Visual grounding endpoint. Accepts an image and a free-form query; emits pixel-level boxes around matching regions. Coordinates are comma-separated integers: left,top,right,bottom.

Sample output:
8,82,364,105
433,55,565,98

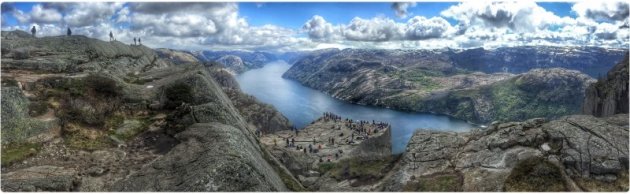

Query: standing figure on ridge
138,38,142,45
67,28,71,36
134,37,137,45
109,31,114,41
31,26,36,37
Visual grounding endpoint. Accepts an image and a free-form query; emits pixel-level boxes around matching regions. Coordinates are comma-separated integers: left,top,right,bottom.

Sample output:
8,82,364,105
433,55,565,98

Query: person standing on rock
134,37,137,45
286,138,290,147
31,26,36,37
109,31,114,41
67,28,71,36
138,38,142,45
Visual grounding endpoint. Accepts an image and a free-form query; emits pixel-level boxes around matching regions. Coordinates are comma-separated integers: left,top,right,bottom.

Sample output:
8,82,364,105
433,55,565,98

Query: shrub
28,101,48,117
1,143,40,167
164,82,194,109
504,157,567,191
84,74,122,98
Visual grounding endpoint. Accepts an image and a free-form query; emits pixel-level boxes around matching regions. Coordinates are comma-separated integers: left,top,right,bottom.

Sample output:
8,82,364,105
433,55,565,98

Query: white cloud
441,0,568,33
392,2,416,19
303,15,340,41
404,16,453,40
343,16,403,41
63,3,123,27
30,4,62,24
572,1,629,22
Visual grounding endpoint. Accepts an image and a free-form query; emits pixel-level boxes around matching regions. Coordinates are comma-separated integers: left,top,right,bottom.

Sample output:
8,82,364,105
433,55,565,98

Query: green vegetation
328,157,395,185
574,172,629,192
504,157,566,192
1,78,19,87
403,173,463,191
1,142,41,166
317,162,336,174
490,80,576,122
65,129,110,151
28,101,48,117
164,82,194,109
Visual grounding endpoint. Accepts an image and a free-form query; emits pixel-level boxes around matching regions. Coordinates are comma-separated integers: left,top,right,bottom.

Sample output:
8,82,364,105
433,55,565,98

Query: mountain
283,48,598,123
194,50,278,72
582,54,629,117
448,46,628,77
0,30,290,191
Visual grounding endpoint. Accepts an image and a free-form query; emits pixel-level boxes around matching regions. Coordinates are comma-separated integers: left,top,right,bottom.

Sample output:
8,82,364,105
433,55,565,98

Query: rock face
285,48,595,123
112,123,286,191
1,31,171,76
583,55,629,117
0,86,48,144
110,66,287,191
194,50,277,72
206,65,292,132
1,165,78,191
216,55,247,74
155,48,200,64
382,114,629,191
1,30,289,191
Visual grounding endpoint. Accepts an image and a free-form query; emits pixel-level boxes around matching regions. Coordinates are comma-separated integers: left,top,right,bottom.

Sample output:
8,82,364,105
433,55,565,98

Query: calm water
236,61,475,153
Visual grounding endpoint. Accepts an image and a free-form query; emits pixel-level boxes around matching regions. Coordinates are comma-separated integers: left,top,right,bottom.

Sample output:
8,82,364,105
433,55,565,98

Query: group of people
321,112,342,122
28,26,142,46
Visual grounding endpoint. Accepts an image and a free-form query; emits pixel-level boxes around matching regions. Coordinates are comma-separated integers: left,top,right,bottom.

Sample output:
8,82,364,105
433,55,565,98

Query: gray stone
1,166,77,191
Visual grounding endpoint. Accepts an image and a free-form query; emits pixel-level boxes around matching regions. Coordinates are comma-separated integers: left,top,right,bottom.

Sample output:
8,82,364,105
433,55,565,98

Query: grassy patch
504,157,567,192
28,101,48,117
574,172,629,192
317,162,336,174
64,129,111,151
164,82,194,109
1,143,41,167
328,156,395,184
403,173,463,191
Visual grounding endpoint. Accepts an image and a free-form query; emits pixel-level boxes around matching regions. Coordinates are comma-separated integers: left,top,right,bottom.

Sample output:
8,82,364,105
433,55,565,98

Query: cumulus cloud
404,16,452,40
303,15,339,41
392,2,416,19
572,1,629,22
441,1,569,33
343,17,403,41
30,4,62,24
62,3,123,27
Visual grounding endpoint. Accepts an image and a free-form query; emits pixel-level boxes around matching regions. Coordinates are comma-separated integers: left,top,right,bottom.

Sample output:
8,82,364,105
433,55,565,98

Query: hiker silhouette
31,26,36,37
67,28,72,36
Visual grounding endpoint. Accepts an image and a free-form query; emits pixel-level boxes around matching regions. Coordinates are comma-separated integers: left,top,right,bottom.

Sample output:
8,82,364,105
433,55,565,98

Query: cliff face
382,114,629,192
582,55,629,117
0,30,288,191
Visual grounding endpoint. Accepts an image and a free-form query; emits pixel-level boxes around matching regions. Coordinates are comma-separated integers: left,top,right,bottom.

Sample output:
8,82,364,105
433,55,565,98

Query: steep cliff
582,55,629,117
382,114,629,191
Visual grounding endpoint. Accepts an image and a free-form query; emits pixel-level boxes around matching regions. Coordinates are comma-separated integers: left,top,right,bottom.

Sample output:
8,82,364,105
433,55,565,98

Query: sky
1,1,628,52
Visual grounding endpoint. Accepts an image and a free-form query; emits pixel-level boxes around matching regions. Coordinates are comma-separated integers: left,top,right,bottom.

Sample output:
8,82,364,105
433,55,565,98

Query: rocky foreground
383,114,628,191
1,31,293,191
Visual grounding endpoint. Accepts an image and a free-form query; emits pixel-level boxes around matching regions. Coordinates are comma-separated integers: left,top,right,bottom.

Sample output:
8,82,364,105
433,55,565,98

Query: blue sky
1,1,628,51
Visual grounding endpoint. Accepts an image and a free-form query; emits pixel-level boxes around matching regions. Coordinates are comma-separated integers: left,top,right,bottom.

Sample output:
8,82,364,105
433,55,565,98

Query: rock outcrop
382,114,629,192
112,123,286,191
583,55,629,117
0,30,289,191
216,55,247,74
